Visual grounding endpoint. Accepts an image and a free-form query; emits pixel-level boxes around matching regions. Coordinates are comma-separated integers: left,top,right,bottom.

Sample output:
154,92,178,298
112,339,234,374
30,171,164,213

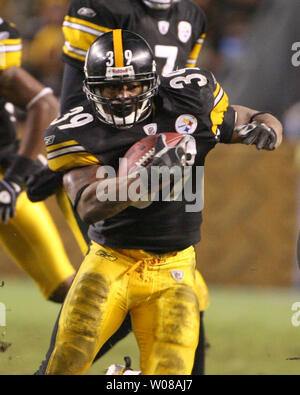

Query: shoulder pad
158,67,230,139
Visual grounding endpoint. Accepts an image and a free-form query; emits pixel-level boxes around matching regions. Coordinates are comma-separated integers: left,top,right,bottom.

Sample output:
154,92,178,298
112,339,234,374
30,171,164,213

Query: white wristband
26,87,53,110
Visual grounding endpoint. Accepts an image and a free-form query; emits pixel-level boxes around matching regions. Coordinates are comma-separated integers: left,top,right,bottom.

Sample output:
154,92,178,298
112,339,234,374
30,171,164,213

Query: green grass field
1,278,300,375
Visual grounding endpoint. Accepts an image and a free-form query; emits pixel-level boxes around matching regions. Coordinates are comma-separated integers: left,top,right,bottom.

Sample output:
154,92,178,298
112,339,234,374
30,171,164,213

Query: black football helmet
83,29,158,128
142,0,179,10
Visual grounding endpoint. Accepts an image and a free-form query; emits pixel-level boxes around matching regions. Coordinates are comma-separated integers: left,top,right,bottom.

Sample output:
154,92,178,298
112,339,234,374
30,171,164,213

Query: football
118,132,185,176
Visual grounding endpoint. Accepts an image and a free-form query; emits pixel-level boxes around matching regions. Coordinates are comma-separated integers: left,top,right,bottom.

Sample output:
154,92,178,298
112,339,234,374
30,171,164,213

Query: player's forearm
18,94,59,159
0,66,59,159
231,105,283,148
77,174,140,224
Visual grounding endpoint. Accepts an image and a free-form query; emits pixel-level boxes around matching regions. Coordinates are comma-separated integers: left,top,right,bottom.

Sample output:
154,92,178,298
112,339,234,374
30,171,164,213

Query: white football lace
135,147,155,167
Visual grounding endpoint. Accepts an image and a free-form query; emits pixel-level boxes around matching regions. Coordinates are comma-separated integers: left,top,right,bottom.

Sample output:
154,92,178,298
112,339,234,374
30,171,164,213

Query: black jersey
62,0,207,75
0,19,22,152
45,68,235,252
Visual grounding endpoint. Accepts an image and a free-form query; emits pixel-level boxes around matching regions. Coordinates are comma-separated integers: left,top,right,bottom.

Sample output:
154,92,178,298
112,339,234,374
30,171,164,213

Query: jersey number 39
51,107,94,130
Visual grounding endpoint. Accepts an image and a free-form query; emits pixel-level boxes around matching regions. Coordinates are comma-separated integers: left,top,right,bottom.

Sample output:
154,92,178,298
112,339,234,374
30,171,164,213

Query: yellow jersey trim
0,38,22,70
46,139,80,153
210,84,229,135
48,151,100,172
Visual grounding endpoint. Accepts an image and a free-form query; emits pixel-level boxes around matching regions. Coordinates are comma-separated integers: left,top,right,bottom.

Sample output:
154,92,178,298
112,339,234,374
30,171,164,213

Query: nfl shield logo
178,21,192,43
158,21,170,35
170,270,184,282
143,123,157,136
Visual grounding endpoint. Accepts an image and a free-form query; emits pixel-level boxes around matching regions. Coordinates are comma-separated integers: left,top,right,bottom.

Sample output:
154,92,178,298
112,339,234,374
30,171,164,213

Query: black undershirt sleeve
219,106,236,144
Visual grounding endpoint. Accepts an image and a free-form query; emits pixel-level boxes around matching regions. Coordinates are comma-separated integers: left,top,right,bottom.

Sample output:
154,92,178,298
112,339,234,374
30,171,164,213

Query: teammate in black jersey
35,30,282,375
60,0,207,113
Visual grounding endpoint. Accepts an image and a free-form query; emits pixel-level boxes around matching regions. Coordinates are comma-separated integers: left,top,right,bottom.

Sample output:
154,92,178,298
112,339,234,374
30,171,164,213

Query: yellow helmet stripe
113,29,124,67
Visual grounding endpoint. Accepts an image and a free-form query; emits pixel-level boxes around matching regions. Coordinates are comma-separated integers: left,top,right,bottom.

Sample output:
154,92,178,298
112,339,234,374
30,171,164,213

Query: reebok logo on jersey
170,270,184,282
44,135,55,146
96,249,118,262
77,7,96,18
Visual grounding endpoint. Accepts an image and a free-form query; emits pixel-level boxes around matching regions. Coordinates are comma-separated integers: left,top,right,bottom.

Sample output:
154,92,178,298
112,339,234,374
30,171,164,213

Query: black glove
236,121,277,150
26,166,63,202
0,154,37,223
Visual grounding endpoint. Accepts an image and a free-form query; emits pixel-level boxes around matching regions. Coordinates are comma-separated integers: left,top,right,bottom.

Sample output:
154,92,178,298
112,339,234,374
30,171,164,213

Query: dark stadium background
0,0,300,375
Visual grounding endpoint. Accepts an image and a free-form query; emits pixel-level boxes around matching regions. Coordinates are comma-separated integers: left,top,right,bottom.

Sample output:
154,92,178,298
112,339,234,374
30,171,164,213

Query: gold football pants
45,242,202,375
0,190,75,299
195,267,209,312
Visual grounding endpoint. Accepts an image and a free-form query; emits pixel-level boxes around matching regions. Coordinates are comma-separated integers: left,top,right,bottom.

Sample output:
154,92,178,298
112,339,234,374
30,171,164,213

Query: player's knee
63,272,110,339
48,273,75,303
143,286,199,374
157,286,199,347
152,347,191,375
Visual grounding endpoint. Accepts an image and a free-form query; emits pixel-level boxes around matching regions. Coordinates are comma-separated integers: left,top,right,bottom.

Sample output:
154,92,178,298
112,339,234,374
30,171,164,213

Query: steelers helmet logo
175,114,198,134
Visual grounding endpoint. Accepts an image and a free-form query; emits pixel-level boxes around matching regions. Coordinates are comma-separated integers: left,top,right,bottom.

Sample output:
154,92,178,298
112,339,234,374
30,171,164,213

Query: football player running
35,30,282,375
0,18,77,302
27,0,209,374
